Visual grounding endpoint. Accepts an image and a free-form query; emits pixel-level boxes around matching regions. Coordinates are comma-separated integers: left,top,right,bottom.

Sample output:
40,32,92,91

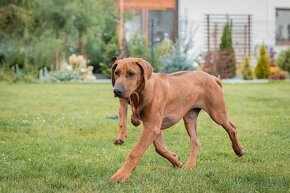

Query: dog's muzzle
113,86,124,98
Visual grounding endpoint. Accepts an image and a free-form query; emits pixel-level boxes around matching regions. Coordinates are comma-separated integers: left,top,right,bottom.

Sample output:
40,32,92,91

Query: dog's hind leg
208,108,244,157
153,132,182,167
224,120,244,156
182,109,201,169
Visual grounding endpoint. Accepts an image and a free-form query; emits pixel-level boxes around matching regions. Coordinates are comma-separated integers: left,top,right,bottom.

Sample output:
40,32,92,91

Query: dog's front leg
114,98,128,145
111,123,160,182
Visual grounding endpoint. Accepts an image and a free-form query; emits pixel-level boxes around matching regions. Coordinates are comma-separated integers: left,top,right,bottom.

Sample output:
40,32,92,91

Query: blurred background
0,0,290,82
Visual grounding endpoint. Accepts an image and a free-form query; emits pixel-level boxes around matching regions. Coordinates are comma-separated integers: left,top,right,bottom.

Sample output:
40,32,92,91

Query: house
116,0,178,49
117,0,290,63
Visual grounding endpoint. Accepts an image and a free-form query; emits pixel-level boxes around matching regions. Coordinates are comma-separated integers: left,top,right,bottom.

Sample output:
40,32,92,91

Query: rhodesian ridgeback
111,57,244,182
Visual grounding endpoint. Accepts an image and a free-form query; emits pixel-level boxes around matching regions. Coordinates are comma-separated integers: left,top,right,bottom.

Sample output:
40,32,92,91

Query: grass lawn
0,81,289,192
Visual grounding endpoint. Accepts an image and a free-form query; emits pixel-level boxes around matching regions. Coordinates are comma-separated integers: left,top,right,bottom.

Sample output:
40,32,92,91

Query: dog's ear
111,61,118,86
129,92,141,120
112,55,125,63
111,56,118,63
136,58,153,83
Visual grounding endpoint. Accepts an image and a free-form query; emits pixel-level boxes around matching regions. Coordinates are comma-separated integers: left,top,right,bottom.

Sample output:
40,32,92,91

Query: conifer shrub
276,48,290,74
217,22,236,79
255,45,270,79
242,55,253,80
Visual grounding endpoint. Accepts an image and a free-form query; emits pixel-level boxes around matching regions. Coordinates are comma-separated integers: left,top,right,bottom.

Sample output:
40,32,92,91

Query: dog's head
111,57,152,99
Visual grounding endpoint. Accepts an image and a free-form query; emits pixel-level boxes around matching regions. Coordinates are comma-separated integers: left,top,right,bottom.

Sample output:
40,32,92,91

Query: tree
255,44,270,79
217,21,236,79
220,22,233,50
276,48,290,74
242,55,253,80
0,0,118,76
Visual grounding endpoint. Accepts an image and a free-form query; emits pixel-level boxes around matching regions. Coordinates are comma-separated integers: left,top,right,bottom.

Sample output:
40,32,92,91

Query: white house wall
179,0,290,59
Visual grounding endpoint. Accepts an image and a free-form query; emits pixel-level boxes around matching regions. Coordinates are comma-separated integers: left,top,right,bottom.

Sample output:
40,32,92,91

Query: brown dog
111,57,244,182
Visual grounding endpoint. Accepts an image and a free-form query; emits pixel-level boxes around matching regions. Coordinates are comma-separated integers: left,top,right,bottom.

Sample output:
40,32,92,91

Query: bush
216,49,236,79
276,48,290,74
154,39,171,72
0,67,37,83
199,51,219,76
126,34,151,63
44,69,82,82
255,45,270,79
220,22,233,50
125,34,172,72
242,55,253,80
161,46,194,73
217,22,236,78
99,63,111,78
161,29,196,73
268,67,288,80
200,49,236,79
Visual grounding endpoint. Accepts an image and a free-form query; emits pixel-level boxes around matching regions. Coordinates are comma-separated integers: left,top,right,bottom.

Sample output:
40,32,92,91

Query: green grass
0,81,290,193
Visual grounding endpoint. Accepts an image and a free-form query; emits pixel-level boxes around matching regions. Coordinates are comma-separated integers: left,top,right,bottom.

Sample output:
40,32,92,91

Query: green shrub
99,63,111,78
276,48,290,74
126,34,151,62
11,72,36,83
218,22,236,78
161,46,194,73
161,27,196,73
242,55,253,80
220,22,233,50
0,67,37,83
125,33,172,72
255,45,270,79
154,39,171,72
44,69,82,82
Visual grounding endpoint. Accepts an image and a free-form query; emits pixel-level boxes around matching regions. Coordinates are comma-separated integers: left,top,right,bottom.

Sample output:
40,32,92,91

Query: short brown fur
111,57,244,182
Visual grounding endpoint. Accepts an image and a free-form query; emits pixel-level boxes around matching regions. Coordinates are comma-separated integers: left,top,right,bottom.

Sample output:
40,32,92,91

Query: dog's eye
114,71,119,77
127,71,135,78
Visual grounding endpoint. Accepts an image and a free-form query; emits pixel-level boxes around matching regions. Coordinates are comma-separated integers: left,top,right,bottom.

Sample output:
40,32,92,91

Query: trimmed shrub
276,48,290,74
242,55,253,80
218,22,236,78
220,22,233,50
255,45,270,79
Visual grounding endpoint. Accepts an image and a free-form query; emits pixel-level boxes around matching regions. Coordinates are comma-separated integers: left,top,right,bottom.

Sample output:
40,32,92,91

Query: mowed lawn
0,81,289,193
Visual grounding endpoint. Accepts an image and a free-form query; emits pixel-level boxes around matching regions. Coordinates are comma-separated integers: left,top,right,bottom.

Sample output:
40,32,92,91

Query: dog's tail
215,75,222,88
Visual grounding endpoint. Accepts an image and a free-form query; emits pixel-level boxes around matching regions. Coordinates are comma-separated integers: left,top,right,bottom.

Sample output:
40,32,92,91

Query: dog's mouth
113,91,130,99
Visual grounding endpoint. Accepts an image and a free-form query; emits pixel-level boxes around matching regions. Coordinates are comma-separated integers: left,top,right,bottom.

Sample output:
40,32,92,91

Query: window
148,10,175,44
124,9,176,44
276,8,290,45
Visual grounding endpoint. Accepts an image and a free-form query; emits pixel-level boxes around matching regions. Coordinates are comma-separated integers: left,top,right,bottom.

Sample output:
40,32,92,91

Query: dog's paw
171,155,183,168
111,169,131,182
181,162,196,170
131,117,141,127
234,145,245,157
114,139,125,145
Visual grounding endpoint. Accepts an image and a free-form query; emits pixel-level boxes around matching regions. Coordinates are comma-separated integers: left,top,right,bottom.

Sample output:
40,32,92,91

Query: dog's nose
113,87,123,97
